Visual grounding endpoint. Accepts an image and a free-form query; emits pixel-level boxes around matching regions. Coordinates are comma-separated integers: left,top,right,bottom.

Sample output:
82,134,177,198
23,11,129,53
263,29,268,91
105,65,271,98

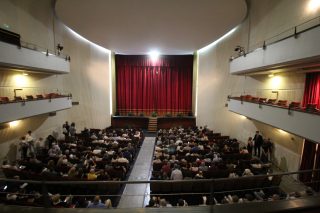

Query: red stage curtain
299,140,317,185
302,72,320,109
116,55,193,116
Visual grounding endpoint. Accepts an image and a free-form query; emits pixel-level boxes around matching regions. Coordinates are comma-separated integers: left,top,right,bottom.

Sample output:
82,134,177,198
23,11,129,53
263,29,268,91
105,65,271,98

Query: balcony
0,92,72,123
230,16,320,75
0,40,70,74
227,97,320,142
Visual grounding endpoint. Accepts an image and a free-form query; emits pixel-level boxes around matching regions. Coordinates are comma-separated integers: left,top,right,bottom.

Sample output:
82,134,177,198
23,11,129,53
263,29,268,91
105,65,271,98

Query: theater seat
266,99,276,104
36,94,44,99
276,100,287,107
251,97,259,102
306,103,318,112
0,96,10,103
14,96,23,101
259,98,267,103
26,95,34,100
289,101,301,108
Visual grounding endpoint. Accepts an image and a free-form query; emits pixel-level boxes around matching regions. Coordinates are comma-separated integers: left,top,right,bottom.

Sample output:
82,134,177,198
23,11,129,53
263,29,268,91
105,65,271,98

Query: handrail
0,168,317,184
229,97,320,115
231,15,320,59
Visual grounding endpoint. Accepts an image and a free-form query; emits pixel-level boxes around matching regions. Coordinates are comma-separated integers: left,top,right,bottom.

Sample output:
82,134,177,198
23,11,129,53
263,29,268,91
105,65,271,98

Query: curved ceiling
55,0,247,55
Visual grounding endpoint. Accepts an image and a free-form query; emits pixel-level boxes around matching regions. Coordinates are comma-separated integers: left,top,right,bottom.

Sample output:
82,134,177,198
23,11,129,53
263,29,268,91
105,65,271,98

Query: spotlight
234,45,246,57
149,50,160,61
57,43,64,55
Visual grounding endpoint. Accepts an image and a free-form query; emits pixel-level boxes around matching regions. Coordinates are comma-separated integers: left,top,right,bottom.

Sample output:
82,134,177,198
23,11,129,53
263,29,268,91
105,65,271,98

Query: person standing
247,137,253,156
262,138,273,161
253,131,263,157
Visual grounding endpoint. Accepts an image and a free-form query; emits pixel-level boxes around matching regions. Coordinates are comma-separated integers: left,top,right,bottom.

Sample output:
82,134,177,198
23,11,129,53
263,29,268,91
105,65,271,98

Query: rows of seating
0,93,69,104
150,127,274,196
234,95,319,112
1,126,144,207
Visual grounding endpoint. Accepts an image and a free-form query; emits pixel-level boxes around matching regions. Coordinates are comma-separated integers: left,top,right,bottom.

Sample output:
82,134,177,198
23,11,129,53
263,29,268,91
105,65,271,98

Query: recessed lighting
148,50,160,61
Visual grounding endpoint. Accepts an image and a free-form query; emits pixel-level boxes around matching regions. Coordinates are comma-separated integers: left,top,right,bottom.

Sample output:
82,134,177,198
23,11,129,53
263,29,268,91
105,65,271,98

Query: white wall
197,0,320,172
0,0,111,163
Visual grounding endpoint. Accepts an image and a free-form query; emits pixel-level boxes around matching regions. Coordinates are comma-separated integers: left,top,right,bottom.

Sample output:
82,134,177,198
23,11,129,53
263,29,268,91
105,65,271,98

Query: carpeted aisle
117,137,155,208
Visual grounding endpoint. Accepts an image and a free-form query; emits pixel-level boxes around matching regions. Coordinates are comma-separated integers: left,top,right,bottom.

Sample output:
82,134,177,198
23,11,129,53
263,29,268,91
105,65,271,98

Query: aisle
117,137,155,208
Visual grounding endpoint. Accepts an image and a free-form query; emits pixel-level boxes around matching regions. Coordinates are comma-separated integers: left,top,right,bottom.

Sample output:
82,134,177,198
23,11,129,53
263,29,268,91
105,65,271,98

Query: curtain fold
299,140,317,185
302,72,320,109
116,55,193,116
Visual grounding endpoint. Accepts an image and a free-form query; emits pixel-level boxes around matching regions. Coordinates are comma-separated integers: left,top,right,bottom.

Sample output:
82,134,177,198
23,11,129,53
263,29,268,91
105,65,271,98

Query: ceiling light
149,50,160,61
268,73,274,77
22,72,28,76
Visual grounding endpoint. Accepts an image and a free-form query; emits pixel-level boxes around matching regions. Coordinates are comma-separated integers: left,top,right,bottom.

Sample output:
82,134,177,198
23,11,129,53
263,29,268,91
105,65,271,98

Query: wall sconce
9,120,20,128
14,88,23,99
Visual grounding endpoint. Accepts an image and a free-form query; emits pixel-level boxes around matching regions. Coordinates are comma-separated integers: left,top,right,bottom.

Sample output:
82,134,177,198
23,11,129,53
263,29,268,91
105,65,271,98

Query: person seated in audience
212,153,222,163
229,172,239,178
104,199,112,208
28,152,41,164
225,195,240,204
161,172,170,180
177,198,188,207
181,164,193,179
67,166,78,178
169,155,178,164
146,199,156,207
198,161,208,172
189,162,198,173
44,135,57,149
153,156,162,164
194,171,204,179
260,149,269,163
48,144,62,158
161,161,171,175
122,148,132,162
87,168,99,181
199,196,208,206
240,147,249,154
242,168,254,177
90,133,98,140
159,198,172,207
51,194,71,208
254,190,266,201
268,194,281,201
223,144,231,153
117,152,129,164
87,195,105,208
41,160,57,176
170,164,183,180
243,193,256,203
97,169,111,180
